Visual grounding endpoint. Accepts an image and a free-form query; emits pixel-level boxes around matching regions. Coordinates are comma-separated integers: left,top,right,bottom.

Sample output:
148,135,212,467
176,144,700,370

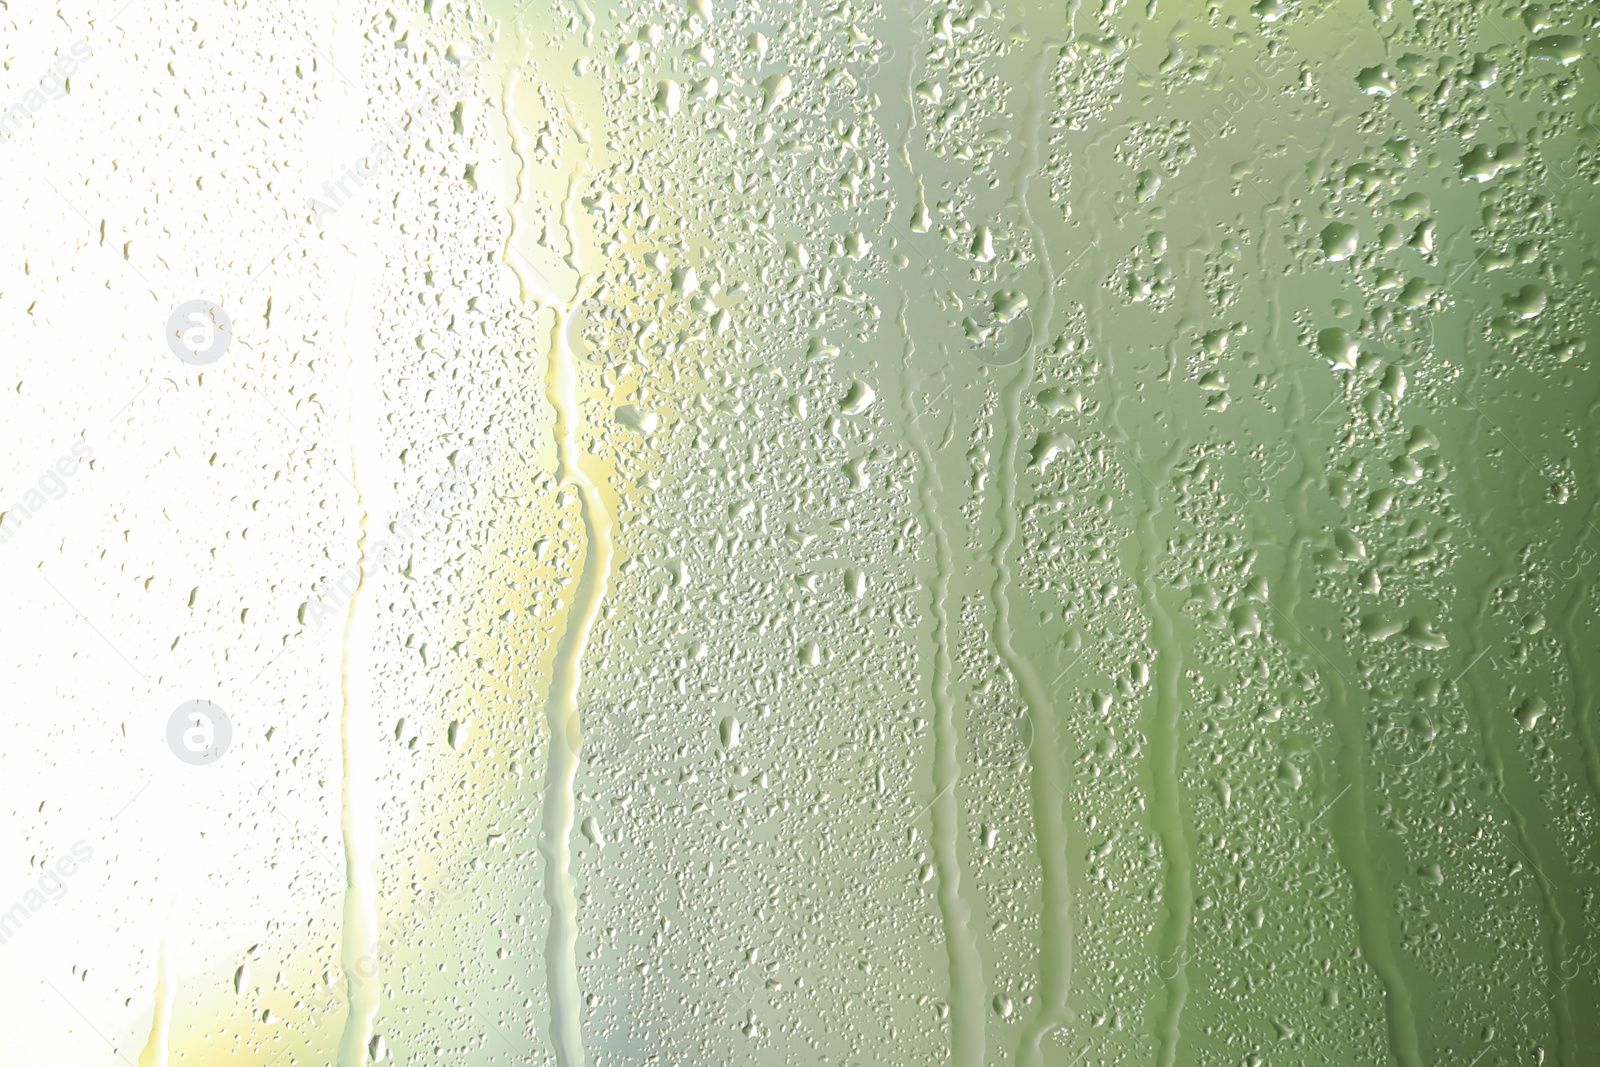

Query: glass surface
2,0,1597,1064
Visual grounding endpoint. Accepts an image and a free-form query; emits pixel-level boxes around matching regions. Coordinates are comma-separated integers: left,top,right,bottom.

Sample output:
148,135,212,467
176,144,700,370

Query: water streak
503,65,611,1067
900,299,987,1066
1009,40,1074,1067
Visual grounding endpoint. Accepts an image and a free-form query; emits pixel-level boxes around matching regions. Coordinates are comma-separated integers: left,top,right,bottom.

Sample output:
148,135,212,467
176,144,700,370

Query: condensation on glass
1,1,1596,1066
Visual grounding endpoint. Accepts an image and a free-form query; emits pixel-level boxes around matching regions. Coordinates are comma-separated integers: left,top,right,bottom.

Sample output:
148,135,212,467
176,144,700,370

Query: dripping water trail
535,289,612,1067
1135,442,1193,1067
899,298,987,1066
1241,172,1420,1067
1454,506,1576,1059
136,896,177,1067
1455,299,1578,1062
1563,385,1600,812
1008,39,1073,1067
503,67,609,1067
335,407,378,1067
889,6,986,1063
327,5,383,1061
1554,498,1600,819
1272,383,1421,1067
1463,566,1575,1064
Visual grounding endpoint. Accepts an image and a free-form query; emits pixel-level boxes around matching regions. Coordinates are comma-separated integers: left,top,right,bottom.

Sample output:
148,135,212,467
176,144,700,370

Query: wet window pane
3,1,1598,1065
